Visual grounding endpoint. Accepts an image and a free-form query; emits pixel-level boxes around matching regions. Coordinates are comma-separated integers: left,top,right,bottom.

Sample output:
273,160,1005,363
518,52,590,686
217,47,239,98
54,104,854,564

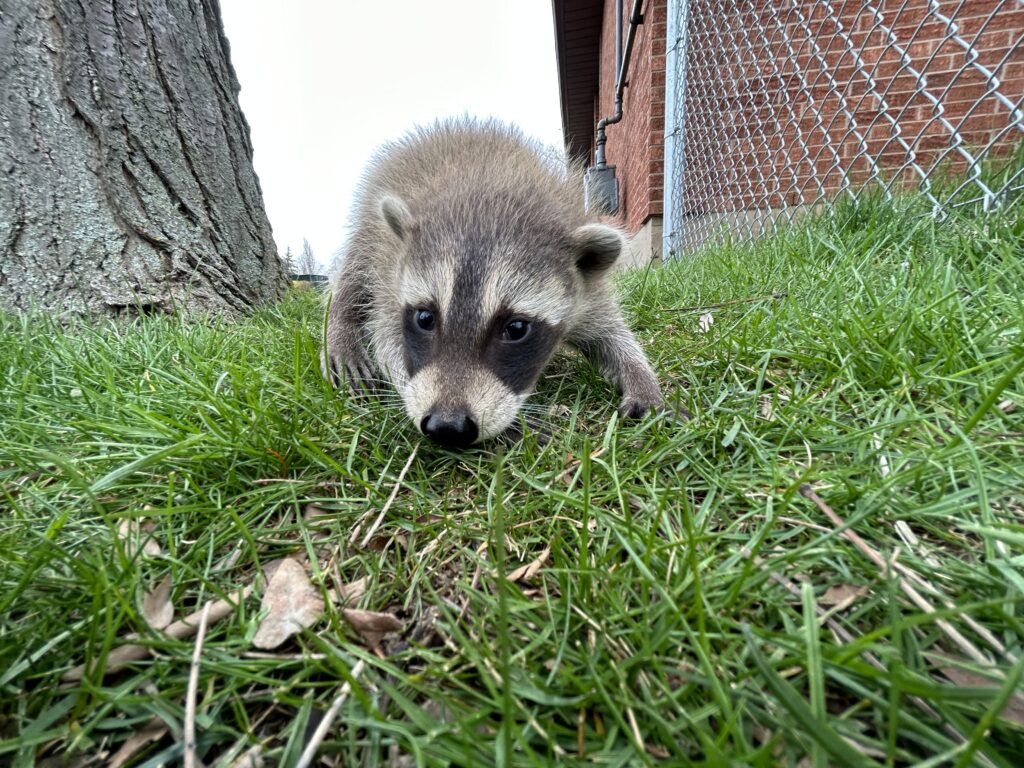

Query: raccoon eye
415,309,436,331
501,319,530,342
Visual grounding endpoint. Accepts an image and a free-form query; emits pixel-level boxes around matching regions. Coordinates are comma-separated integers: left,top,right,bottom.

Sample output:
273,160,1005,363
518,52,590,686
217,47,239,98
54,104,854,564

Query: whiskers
335,376,561,451
504,400,556,446
375,413,416,448
340,374,398,397
341,385,418,447
335,376,408,416
351,390,407,413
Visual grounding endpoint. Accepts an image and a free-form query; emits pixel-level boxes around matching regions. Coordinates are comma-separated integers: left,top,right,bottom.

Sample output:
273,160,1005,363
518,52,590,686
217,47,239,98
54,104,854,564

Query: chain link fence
662,0,1024,256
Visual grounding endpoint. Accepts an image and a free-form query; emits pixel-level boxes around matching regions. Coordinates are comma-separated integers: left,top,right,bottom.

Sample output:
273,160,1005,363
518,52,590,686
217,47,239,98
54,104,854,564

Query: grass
1,180,1023,766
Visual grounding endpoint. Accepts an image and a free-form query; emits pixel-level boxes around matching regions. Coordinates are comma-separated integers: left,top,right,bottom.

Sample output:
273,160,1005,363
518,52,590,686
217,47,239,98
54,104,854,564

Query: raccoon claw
321,348,380,393
619,397,660,419
619,395,691,422
320,348,341,388
344,361,383,393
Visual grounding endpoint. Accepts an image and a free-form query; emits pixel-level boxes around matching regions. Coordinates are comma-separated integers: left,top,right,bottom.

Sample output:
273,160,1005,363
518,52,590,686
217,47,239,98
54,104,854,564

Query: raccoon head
379,193,624,447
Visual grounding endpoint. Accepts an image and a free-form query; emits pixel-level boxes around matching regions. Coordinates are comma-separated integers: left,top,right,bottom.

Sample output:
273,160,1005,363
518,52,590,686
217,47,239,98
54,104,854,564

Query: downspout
594,0,645,168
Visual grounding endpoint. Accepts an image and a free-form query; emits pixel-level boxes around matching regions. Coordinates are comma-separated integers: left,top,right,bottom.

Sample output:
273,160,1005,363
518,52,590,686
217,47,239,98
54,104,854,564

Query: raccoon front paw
619,393,691,421
321,346,381,392
619,393,664,419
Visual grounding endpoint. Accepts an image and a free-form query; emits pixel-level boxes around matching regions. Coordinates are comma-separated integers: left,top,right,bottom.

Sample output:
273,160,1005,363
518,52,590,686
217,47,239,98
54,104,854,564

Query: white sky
219,0,565,272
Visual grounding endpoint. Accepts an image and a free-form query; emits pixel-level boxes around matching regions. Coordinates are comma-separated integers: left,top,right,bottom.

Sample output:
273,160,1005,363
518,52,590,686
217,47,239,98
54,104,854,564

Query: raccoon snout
420,410,479,449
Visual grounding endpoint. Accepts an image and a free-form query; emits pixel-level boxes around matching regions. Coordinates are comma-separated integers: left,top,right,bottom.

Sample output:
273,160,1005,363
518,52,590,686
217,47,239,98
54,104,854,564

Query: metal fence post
662,0,692,259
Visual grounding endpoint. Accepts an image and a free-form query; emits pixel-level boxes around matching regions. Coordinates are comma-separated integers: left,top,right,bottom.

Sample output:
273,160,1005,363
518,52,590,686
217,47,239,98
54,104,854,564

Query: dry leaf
563,447,605,467
819,584,869,609
558,447,606,484
506,547,551,583
117,518,161,558
416,512,446,525
142,574,174,630
365,532,409,552
229,745,265,768
303,504,333,522
108,716,169,768
698,312,714,333
261,556,287,582
757,395,775,422
932,653,1024,726
261,553,311,583
342,608,404,649
252,558,324,650
64,586,253,681
646,744,670,759
333,576,367,606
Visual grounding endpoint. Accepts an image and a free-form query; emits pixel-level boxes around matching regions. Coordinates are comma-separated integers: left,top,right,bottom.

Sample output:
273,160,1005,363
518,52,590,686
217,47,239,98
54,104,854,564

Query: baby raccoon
322,118,663,448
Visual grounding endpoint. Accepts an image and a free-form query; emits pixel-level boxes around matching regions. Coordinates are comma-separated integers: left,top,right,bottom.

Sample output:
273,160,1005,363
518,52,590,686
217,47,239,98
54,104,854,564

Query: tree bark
0,0,287,317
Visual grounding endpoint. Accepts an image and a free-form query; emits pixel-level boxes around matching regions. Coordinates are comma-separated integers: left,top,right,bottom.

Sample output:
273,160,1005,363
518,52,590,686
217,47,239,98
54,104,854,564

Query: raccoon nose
420,411,479,448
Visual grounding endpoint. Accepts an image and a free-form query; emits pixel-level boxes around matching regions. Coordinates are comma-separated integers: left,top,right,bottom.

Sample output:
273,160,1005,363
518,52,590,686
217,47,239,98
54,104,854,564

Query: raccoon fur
322,118,663,448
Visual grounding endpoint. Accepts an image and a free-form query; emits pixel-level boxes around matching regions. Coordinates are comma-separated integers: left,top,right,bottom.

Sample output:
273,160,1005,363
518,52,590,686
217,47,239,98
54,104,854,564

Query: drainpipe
587,0,645,213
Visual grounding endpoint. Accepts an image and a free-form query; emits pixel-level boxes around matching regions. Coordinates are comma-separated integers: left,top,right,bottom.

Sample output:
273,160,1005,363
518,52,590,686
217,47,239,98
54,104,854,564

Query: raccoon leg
321,278,379,390
570,313,664,419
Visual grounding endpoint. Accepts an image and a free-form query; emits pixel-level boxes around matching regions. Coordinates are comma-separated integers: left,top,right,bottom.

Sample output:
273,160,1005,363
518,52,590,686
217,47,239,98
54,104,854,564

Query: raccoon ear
571,223,625,275
380,195,415,240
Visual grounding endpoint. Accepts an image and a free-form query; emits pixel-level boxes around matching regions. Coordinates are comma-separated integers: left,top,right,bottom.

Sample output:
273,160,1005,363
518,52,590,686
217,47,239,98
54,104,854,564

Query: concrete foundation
620,215,663,270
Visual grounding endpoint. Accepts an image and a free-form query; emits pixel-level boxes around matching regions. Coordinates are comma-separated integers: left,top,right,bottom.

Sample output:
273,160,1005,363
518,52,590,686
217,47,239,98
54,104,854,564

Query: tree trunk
0,0,287,317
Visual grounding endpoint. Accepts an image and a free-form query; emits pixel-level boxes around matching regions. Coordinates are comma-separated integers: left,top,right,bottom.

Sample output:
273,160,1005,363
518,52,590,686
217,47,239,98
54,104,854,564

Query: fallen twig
800,484,997,669
184,601,211,768
63,586,252,682
108,716,170,768
741,546,992,765
295,659,367,768
350,445,418,548
891,524,1015,664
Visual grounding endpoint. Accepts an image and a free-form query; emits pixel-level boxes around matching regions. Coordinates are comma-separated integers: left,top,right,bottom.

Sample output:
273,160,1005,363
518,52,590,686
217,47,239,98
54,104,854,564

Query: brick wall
595,0,667,235
671,0,1024,212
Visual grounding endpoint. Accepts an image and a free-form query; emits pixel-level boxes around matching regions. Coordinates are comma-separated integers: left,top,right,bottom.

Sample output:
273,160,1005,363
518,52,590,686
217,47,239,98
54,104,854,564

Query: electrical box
585,165,619,215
